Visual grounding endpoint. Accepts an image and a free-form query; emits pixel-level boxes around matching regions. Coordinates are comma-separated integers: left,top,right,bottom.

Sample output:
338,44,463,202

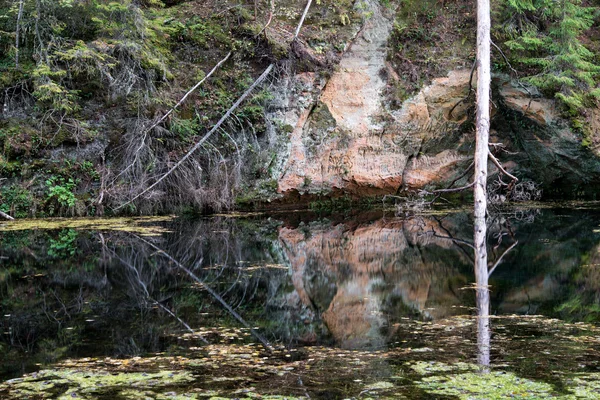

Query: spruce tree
497,0,600,114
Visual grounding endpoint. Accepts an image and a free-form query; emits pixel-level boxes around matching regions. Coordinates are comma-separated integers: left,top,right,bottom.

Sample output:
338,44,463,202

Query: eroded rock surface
268,0,600,200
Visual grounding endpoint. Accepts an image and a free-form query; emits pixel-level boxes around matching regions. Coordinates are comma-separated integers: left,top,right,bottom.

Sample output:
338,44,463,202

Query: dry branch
109,52,232,188
488,240,518,277
114,64,274,211
488,150,518,182
147,52,232,134
431,181,475,193
256,0,275,38
448,59,477,119
294,0,313,39
0,210,14,221
490,40,534,112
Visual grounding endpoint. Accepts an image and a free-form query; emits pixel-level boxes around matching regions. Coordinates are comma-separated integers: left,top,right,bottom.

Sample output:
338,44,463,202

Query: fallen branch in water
104,239,209,344
114,64,274,211
488,240,518,277
154,300,209,344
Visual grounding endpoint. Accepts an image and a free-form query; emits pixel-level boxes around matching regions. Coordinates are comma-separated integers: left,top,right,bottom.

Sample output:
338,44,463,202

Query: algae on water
0,216,174,236
4,369,194,399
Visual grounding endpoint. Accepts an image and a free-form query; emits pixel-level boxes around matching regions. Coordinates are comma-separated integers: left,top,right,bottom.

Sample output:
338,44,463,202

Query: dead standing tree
474,0,491,369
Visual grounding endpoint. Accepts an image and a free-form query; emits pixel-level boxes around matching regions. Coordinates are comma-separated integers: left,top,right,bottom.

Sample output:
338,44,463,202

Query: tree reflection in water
475,253,491,370
475,215,519,372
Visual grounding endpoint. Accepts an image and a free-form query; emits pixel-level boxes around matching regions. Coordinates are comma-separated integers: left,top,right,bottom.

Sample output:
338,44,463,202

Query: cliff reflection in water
279,214,476,349
277,208,599,350
2,208,600,379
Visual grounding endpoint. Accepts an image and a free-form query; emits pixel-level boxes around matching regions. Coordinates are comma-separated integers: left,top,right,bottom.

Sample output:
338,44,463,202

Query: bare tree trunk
475,257,490,369
15,0,24,68
474,0,491,370
474,0,490,280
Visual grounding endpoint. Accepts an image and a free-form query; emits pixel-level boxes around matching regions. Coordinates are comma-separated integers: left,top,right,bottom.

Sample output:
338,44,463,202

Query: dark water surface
1,208,600,398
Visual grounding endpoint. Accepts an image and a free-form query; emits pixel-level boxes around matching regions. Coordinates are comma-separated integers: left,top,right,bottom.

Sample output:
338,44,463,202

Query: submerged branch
154,301,209,344
488,240,519,277
430,233,476,250
104,240,209,343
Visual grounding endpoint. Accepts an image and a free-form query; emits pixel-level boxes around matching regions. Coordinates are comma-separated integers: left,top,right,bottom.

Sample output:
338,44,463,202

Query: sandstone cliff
264,0,600,203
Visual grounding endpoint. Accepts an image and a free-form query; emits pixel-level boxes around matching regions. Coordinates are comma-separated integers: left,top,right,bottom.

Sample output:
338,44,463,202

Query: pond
1,206,600,399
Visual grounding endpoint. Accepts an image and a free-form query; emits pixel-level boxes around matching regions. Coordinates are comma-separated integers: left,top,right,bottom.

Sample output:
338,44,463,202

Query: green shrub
0,185,33,218
46,176,77,209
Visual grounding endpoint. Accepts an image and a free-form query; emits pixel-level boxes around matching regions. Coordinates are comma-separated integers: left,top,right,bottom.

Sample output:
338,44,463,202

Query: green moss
0,185,33,219
566,373,600,398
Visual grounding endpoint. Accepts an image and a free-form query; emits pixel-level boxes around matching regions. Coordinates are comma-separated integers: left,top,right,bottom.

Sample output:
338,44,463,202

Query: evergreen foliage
0,0,171,114
495,0,600,114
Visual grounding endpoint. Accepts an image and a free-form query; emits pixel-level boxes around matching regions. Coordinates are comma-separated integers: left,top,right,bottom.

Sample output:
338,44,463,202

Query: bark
474,0,490,281
0,210,14,220
15,0,24,68
474,0,491,370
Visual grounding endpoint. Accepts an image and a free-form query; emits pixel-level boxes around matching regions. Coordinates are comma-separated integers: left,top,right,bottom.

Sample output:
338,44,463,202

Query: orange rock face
276,57,476,196
271,0,570,200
